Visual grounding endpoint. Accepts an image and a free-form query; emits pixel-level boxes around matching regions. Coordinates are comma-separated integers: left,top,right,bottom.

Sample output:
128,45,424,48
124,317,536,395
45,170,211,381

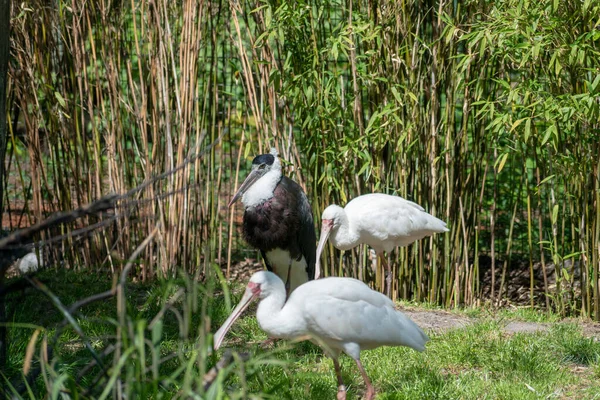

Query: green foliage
5,0,600,317
551,324,600,365
217,306,600,399
5,271,600,398
2,268,270,398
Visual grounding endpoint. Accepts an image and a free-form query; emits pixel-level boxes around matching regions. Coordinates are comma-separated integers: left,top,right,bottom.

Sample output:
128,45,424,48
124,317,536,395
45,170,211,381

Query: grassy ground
223,306,600,399
3,268,600,399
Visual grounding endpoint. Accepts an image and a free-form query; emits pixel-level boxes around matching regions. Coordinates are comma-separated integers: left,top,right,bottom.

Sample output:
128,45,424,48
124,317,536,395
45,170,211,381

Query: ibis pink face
213,281,262,350
315,218,334,280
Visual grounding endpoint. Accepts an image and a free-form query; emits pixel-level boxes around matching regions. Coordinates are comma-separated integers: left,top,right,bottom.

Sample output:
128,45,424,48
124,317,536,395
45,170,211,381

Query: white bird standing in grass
18,248,44,274
315,193,449,296
214,271,429,400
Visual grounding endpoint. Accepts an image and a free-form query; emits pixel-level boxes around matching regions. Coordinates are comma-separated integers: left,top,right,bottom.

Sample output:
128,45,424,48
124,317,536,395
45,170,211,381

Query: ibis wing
303,295,427,350
292,277,428,351
345,193,447,246
291,276,393,306
346,193,425,213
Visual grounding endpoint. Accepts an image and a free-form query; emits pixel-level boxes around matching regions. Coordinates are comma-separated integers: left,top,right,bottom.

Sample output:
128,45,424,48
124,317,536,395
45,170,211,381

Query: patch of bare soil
503,320,550,334
401,309,472,333
221,257,264,282
400,309,600,339
478,255,583,307
566,318,600,339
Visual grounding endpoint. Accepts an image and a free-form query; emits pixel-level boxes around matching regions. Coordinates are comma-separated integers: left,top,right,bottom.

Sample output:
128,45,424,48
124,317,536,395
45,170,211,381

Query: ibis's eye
258,164,266,170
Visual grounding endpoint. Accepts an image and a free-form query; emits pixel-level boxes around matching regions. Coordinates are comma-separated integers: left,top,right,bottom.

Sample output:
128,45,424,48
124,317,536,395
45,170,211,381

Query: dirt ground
401,307,600,338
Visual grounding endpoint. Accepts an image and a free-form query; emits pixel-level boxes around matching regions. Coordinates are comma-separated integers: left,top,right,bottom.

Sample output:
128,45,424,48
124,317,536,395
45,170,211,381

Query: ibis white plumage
315,193,449,296
214,270,429,400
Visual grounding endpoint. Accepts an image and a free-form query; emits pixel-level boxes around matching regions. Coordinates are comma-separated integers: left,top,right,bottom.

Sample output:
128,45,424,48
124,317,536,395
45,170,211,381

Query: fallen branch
202,350,250,392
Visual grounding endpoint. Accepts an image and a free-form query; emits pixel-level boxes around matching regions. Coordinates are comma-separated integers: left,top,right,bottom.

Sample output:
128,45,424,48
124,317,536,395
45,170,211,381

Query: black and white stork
228,148,316,293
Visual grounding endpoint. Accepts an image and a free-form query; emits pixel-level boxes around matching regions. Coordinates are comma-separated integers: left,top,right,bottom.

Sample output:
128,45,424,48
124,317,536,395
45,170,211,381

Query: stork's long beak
213,283,260,350
228,169,262,207
314,219,333,280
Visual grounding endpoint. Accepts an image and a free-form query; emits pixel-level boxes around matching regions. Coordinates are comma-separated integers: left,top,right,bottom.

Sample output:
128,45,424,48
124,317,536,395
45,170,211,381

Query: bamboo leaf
236,100,243,121
532,42,540,60
495,152,509,173
332,42,338,60
255,31,270,47
244,141,252,159
494,79,511,90
552,204,559,225
590,74,600,93
538,174,555,186
555,57,562,76
445,26,456,44
358,161,370,176
365,110,379,134
541,125,555,146
54,92,66,108
564,251,583,260
511,118,526,132
390,86,403,105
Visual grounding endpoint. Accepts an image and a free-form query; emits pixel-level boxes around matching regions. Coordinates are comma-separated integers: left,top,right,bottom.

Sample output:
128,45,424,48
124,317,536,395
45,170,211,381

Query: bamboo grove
5,0,600,318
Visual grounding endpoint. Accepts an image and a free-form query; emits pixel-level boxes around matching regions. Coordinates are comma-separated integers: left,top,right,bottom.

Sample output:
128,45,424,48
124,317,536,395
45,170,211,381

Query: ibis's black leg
380,253,392,298
333,358,346,400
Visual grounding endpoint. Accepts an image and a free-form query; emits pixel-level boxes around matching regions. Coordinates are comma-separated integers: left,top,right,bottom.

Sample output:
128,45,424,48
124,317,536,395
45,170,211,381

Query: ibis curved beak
228,169,262,207
213,283,260,350
314,219,334,280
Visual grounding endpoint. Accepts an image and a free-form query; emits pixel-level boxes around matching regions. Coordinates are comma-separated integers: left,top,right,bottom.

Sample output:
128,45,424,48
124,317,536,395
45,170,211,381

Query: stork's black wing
278,176,317,280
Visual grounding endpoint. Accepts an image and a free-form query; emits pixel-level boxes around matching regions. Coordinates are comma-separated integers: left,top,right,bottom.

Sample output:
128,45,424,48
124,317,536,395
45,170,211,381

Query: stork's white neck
241,165,282,208
329,208,360,251
256,289,305,340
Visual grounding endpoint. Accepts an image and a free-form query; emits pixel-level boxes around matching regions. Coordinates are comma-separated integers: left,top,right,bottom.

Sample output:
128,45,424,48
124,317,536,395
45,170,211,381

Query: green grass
4,269,600,399
219,318,600,399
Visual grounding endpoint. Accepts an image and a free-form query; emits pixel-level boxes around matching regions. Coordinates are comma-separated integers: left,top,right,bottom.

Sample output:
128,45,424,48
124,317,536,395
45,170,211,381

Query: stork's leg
333,358,346,400
379,253,392,298
355,358,375,400
262,259,292,349
285,259,293,297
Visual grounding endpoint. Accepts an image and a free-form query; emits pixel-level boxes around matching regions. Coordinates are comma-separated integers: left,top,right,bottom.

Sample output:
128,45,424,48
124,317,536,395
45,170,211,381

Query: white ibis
18,247,44,274
229,148,316,294
214,271,429,400
315,193,449,296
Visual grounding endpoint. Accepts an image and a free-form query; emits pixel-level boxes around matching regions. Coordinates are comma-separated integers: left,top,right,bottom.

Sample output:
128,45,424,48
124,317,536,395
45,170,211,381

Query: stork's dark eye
259,164,266,170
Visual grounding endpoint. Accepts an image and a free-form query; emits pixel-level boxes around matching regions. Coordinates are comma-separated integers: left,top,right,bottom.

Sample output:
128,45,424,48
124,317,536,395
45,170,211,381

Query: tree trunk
0,0,11,375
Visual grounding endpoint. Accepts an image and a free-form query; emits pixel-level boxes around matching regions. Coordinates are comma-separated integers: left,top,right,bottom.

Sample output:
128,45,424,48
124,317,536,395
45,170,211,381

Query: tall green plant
5,0,600,318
